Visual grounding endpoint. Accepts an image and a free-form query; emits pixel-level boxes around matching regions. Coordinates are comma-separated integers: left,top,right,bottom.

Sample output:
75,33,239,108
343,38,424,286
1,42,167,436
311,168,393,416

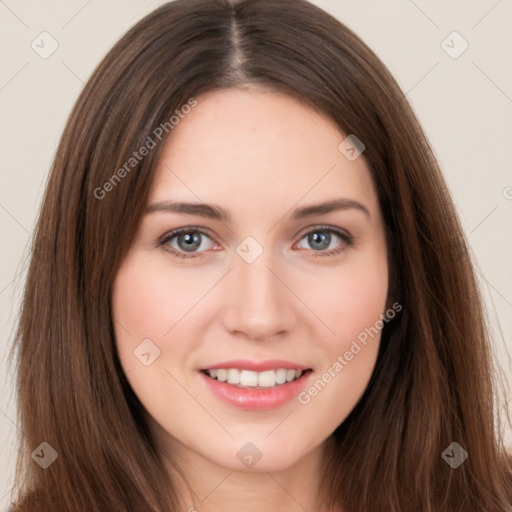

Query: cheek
315,249,388,351
111,257,190,375
298,245,388,417
299,252,388,425
111,257,206,422
111,254,227,386
112,256,212,345
112,268,170,353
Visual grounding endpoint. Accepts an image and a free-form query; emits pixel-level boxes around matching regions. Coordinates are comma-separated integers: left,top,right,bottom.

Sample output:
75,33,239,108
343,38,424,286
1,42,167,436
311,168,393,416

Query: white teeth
275,368,287,384
258,370,275,387
286,369,296,382
205,368,307,388
227,369,240,384
240,370,258,386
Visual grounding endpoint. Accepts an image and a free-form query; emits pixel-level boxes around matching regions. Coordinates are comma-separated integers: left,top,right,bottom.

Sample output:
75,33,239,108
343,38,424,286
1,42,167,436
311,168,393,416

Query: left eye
296,228,352,254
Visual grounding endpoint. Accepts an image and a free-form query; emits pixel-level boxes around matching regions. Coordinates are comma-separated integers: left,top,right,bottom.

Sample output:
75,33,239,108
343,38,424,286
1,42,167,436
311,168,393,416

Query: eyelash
158,226,354,260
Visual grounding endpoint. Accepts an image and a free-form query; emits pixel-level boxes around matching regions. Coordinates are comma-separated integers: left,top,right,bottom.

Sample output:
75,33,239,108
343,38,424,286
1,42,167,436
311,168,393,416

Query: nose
222,249,297,342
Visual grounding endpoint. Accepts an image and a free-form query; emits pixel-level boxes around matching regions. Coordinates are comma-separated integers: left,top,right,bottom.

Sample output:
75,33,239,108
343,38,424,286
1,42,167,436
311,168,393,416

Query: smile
198,361,313,410
203,368,307,388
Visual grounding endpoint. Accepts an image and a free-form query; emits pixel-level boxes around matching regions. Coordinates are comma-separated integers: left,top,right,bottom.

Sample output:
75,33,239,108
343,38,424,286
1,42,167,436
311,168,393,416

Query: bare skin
112,87,389,512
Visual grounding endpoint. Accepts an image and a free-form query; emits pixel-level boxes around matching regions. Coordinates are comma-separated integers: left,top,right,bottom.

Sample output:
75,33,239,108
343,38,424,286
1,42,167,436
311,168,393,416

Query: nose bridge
222,240,294,339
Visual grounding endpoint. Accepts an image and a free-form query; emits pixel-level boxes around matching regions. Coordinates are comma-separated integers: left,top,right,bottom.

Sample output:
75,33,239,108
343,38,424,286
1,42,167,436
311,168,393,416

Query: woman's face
112,87,389,474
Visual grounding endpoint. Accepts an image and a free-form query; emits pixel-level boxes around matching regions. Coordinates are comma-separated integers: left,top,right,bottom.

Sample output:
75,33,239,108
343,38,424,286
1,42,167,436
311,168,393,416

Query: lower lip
199,370,313,410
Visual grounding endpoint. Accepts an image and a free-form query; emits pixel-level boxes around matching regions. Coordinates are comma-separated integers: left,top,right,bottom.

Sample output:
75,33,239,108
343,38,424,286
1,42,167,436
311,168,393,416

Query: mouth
198,360,314,410
200,368,312,389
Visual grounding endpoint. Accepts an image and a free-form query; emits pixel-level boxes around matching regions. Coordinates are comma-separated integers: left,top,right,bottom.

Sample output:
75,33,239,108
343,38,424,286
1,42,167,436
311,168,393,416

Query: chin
204,434,319,473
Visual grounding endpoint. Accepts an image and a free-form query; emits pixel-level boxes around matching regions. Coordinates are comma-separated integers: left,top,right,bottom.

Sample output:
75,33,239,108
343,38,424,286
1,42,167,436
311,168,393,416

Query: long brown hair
9,0,512,510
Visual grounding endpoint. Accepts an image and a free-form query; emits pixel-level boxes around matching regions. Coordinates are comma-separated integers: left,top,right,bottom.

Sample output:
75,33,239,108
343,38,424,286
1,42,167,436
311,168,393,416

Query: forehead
148,87,379,221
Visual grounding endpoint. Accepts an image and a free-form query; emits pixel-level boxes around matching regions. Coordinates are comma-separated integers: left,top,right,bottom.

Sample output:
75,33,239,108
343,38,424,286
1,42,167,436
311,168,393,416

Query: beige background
1,0,511,508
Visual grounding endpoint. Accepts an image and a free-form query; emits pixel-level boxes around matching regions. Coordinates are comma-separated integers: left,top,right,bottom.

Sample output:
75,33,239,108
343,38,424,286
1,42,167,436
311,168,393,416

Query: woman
9,0,512,510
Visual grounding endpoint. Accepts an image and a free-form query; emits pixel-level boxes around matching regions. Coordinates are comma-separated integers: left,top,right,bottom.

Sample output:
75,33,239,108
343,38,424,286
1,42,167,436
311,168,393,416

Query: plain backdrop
1,0,511,508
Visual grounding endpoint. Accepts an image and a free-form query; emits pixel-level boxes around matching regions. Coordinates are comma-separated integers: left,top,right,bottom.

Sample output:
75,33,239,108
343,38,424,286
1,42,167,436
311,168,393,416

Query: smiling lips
204,368,304,388
199,359,313,410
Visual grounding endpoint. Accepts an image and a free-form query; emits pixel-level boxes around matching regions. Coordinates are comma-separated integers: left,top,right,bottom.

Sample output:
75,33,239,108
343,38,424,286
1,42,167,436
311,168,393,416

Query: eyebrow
145,198,371,222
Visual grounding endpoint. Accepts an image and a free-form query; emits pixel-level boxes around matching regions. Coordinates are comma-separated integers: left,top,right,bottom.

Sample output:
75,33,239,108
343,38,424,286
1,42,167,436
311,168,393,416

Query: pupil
310,232,330,250
179,232,201,252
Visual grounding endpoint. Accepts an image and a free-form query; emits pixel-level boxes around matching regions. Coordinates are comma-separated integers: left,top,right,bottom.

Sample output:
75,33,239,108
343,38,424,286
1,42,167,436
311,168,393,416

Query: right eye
159,228,218,259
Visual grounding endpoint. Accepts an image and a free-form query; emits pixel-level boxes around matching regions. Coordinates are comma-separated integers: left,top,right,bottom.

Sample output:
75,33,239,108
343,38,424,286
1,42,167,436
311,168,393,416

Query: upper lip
200,359,311,372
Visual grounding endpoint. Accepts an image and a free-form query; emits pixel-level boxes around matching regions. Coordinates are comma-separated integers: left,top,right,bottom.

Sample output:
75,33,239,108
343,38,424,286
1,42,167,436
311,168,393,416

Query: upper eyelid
159,226,217,244
294,224,351,240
